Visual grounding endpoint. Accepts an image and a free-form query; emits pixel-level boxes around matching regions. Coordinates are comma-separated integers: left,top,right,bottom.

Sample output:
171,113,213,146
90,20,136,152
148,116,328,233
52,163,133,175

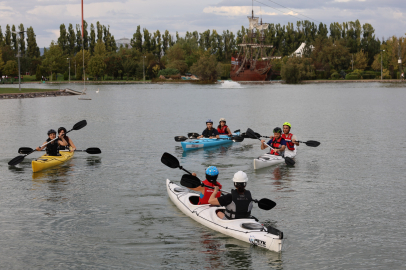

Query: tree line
0,19,405,82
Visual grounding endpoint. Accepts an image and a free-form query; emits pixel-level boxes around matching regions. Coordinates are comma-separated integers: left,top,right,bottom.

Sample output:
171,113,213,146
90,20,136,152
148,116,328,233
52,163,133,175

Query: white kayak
253,149,297,170
166,179,283,252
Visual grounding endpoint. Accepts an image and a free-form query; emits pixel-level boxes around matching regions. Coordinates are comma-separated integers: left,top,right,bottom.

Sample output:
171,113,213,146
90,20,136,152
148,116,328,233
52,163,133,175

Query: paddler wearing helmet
57,127,76,152
197,119,220,139
217,118,232,136
209,171,253,220
190,166,222,205
35,129,62,156
281,122,299,157
260,127,286,156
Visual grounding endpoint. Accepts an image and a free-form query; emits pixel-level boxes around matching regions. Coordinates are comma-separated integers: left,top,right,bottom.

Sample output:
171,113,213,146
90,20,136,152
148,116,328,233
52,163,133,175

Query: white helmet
233,171,248,183
219,118,226,122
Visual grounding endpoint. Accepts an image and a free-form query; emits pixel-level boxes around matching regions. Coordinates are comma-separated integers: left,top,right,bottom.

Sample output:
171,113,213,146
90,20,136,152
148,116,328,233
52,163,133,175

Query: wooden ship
231,10,274,81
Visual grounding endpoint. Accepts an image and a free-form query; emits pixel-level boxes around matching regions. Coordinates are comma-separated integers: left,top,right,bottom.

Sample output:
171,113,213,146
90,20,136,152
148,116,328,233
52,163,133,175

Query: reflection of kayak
253,149,296,170
32,151,74,172
181,133,240,151
166,179,283,252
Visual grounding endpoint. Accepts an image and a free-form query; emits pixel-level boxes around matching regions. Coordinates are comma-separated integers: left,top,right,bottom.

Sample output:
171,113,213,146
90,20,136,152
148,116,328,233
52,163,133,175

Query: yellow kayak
32,151,74,172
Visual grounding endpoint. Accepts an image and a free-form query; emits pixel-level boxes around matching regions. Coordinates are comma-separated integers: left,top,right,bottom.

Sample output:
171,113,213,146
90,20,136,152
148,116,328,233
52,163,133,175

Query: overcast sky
0,0,405,47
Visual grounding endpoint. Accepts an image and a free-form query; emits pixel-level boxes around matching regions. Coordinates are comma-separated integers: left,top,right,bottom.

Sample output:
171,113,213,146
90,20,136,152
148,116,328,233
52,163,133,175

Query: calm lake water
0,82,405,269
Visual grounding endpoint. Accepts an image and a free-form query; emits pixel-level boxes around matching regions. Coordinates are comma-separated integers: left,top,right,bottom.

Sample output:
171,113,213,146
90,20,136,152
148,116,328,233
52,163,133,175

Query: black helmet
47,129,56,135
273,127,282,134
58,127,67,134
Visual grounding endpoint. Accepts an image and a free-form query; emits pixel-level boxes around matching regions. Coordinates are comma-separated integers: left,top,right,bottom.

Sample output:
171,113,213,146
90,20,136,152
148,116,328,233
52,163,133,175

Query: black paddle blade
18,147,34,154
174,136,188,142
161,152,180,169
8,155,25,166
233,129,240,133
86,147,102,154
284,157,295,166
71,120,87,131
180,174,201,189
304,140,320,147
187,133,199,139
257,198,277,210
246,128,260,139
232,136,244,142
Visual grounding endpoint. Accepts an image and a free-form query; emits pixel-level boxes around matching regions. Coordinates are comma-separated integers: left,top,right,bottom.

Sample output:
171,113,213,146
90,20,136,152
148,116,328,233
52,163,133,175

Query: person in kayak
197,119,220,139
190,166,222,205
260,127,286,156
58,127,76,152
208,171,253,220
281,122,299,158
35,129,62,156
217,118,232,135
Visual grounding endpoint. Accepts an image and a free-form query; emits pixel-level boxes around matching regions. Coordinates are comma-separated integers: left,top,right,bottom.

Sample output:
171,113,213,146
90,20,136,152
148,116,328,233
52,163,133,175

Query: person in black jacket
209,171,253,220
197,119,219,139
36,129,62,156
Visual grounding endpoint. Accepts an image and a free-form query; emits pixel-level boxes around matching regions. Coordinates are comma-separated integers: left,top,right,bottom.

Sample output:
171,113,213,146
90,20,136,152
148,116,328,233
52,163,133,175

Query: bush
158,68,180,77
362,74,375,79
345,74,359,80
281,56,315,83
331,72,341,80
64,72,69,80
383,75,391,79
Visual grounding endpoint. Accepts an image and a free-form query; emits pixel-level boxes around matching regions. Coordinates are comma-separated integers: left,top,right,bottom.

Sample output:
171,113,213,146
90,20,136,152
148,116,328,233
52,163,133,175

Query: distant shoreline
17,79,405,85
0,89,82,100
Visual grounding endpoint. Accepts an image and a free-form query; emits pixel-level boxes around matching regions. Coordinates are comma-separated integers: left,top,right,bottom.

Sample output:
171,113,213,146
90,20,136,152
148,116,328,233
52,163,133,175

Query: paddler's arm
208,186,221,206
226,127,232,136
68,138,76,151
36,141,48,151
292,135,299,146
189,172,205,193
260,140,268,150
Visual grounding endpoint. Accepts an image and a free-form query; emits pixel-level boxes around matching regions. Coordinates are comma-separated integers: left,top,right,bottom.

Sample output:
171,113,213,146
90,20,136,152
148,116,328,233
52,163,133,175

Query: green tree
89,23,96,55
76,24,83,53
42,41,66,81
67,23,76,56
154,30,162,59
0,26,3,47
122,57,136,80
143,28,151,53
57,23,68,55
5,24,11,46
190,51,221,81
18,24,25,56
11,25,17,53
162,30,170,55
0,47,4,73
74,49,91,80
131,25,143,52
281,56,315,84
96,21,103,42
83,20,89,51
3,60,18,76
26,27,40,58
354,49,368,70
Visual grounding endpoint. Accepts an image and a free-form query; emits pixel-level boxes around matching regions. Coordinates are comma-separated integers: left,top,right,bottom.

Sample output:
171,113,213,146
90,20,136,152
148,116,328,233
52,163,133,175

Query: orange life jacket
269,137,284,156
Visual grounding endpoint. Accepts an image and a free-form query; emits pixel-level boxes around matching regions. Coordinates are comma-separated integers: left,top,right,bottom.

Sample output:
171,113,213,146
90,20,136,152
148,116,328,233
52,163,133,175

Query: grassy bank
0,88,58,94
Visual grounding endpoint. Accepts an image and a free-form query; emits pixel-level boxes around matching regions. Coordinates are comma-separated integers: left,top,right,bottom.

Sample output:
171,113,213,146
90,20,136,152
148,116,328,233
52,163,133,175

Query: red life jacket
217,125,229,134
270,137,283,156
198,180,222,205
282,133,295,151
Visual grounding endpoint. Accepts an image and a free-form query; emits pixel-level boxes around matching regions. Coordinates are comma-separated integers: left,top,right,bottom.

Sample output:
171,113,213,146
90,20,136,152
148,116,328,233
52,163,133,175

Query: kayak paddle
18,147,101,155
259,135,320,147
180,174,277,211
8,120,87,166
161,152,193,175
246,128,295,166
174,136,188,142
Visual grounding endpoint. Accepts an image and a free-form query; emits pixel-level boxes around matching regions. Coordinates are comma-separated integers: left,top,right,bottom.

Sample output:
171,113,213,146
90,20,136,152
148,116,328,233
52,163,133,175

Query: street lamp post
380,50,385,80
67,58,71,83
12,30,26,91
74,59,77,79
143,56,146,81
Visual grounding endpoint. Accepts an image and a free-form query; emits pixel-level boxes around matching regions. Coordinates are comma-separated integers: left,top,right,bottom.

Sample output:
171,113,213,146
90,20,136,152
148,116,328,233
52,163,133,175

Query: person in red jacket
217,118,232,135
281,122,299,158
260,127,286,156
190,166,222,205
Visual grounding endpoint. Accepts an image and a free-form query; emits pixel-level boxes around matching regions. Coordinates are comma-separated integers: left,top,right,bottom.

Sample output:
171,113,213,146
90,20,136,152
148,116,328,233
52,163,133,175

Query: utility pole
12,30,26,91
67,58,71,82
380,50,385,80
74,59,77,79
351,54,354,70
143,56,146,81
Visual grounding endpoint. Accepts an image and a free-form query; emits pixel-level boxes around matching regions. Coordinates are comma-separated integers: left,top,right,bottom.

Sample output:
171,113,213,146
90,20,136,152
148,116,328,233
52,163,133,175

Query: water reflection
86,156,102,167
199,232,225,269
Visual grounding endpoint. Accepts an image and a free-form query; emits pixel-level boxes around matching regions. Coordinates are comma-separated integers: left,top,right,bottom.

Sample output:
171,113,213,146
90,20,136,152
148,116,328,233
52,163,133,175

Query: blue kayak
181,133,240,151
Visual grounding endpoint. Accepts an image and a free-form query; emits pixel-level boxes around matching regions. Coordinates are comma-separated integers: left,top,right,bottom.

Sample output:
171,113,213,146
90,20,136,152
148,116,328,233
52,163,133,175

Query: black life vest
46,138,59,156
225,189,253,219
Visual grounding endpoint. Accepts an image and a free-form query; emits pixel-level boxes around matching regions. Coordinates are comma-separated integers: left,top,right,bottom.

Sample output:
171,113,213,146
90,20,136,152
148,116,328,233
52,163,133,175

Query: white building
116,37,132,50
